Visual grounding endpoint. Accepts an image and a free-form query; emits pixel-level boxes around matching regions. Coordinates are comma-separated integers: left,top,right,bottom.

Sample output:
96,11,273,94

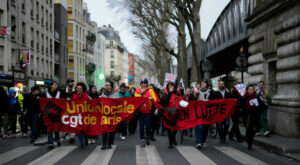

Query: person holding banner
160,82,181,149
72,82,90,148
44,81,62,149
100,81,119,150
88,85,99,144
117,83,131,140
209,80,233,144
190,80,212,150
135,78,160,148
241,85,265,150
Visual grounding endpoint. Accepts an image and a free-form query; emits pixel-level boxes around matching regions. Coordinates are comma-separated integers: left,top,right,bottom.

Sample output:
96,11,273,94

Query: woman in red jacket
241,85,265,150
160,82,181,148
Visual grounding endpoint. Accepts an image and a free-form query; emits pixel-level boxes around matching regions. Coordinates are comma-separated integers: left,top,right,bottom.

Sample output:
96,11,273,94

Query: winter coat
0,86,9,116
209,89,233,100
7,90,20,115
26,93,41,115
117,91,131,98
101,90,119,98
89,92,99,99
135,87,160,113
72,92,90,99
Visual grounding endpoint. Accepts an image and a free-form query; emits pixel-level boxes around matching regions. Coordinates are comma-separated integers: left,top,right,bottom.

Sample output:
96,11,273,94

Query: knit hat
108,81,114,89
31,86,40,92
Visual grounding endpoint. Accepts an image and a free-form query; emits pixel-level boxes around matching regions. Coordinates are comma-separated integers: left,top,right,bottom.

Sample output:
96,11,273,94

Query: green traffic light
98,73,105,80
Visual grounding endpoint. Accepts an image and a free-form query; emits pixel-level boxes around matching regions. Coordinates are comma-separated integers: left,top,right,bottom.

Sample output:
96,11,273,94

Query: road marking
215,147,269,165
81,145,116,165
136,145,164,165
176,146,217,165
0,146,38,164
27,146,77,165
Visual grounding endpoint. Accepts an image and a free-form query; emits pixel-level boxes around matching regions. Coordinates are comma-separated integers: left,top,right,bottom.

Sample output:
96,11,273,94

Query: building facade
54,4,68,85
0,0,8,86
56,0,85,84
1,0,54,89
94,33,106,88
246,0,300,137
98,25,126,86
82,2,96,85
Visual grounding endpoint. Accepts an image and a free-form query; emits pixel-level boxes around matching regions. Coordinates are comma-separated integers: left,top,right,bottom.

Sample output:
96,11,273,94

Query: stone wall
246,0,300,137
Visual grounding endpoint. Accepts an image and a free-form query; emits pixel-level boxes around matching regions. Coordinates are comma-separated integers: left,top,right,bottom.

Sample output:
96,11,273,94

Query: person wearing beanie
3,90,20,139
100,81,119,150
135,78,160,148
117,83,131,140
26,86,41,143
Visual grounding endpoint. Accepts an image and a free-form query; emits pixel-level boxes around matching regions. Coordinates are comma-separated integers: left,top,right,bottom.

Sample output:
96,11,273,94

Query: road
0,131,298,165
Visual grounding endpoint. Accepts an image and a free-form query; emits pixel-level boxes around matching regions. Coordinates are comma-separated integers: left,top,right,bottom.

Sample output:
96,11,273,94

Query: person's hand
23,111,27,116
154,109,159,116
36,96,40,100
39,113,42,118
67,98,70,101
148,97,154,101
239,117,243,123
203,99,209,102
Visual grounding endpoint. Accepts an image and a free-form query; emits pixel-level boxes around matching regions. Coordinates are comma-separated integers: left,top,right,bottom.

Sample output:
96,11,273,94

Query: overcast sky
84,0,230,54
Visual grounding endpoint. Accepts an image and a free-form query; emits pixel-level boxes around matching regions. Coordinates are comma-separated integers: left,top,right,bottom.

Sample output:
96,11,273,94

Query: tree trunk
192,6,202,81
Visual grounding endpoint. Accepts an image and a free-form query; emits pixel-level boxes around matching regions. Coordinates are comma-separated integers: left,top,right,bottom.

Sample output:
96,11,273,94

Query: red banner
40,97,148,136
153,99,237,130
40,98,237,135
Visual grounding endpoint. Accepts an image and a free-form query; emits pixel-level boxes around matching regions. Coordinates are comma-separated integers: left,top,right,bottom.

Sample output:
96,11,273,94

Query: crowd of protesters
0,77,271,151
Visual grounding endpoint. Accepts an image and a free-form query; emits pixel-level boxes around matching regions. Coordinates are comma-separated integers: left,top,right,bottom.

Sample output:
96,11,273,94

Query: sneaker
91,139,96,144
47,144,54,149
69,138,75,144
101,145,107,150
121,136,126,140
107,144,112,149
168,144,174,149
80,144,85,149
173,140,178,146
88,139,92,144
229,136,235,141
146,138,150,145
196,144,202,150
255,132,261,136
22,133,27,137
2,135,7,139
57,141,61,147
141,140,146,148
30,138,35,143
202,143,208,148
263,131,271,136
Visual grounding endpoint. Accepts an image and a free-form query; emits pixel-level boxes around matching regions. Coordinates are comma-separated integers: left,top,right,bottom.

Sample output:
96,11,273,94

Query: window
109,41,113,47
68,40,73,52
0,46,3,70
41,6,44,26
11,16,16,40
30,0,34,17
31,28,34,48
36,2,39,23
110,51,114,58
68,23,73,36
22,22,26,44
67,7,72,19
110,71,114,77
50,14,52,31
36,31,39,51
110,61,114,69
46,10,48,29
21,0,25,11
0,10,3,25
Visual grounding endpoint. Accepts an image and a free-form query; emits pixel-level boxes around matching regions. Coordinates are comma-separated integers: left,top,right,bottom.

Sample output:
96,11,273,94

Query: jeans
120,121,127,137
102,132,115,146
138,113,151,140
77,134,86,145
48,132,60,144
3,114,17,134
19,114,28,134
217,118,230,140
195,125,209,144
30,114,39,139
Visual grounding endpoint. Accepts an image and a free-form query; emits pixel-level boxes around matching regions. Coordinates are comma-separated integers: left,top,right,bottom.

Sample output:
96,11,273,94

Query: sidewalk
240,127,300,162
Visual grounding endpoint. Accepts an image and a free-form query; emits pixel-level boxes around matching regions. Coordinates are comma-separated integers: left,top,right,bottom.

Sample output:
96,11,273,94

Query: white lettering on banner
234,83,246,96
61,115,83,128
